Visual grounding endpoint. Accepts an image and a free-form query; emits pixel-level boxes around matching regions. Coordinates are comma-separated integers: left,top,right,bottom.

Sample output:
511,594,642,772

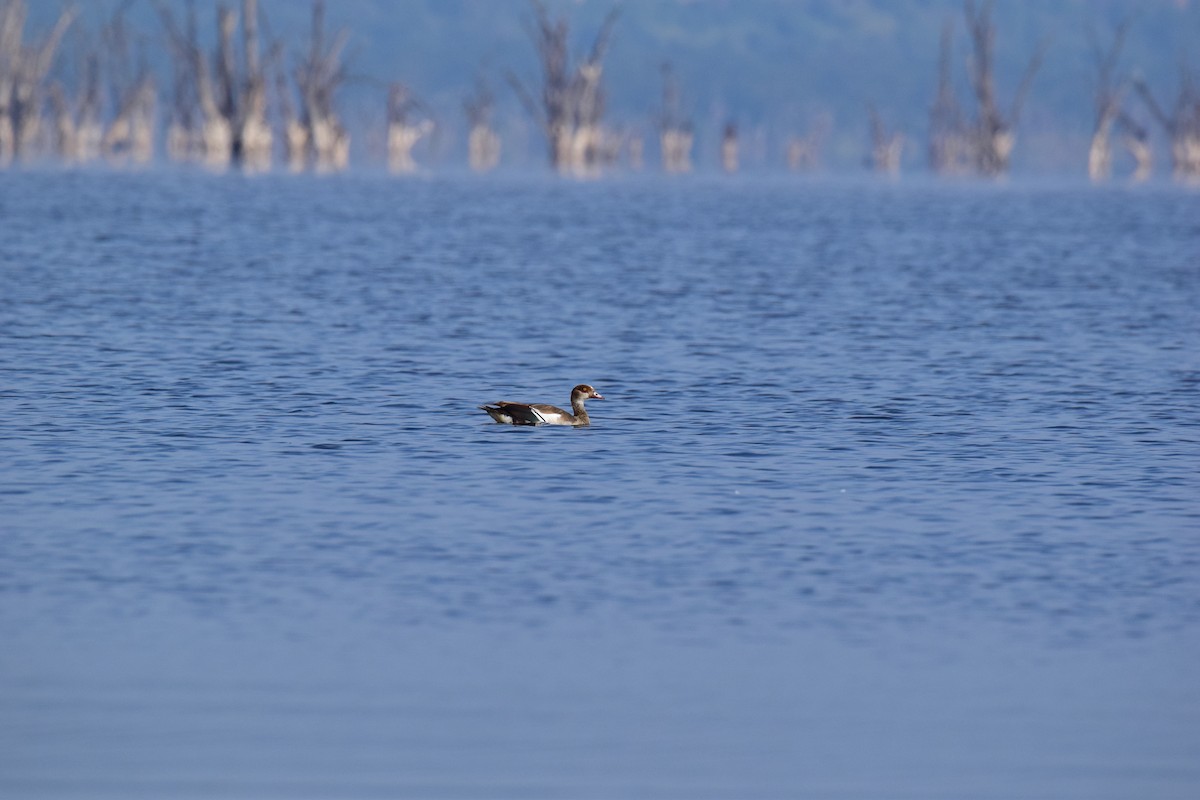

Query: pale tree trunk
386,83,433,174
269,40,307,172
48,52,102,164
160,1,198,163
569,61,607,177
1136,77,1200,183
48,84,75,160
104,78,157,165
928,19,970,175
1116,105,1152,184
283,119,307,172
98,7,158,167
468,124,500,172
237,0,271,172
198,60,233,172
1126,139,1153,182
1086,19,1131,182
786,138,807,170
294,0,350,172
158,0,269,171
1087,117,1115,182
464,78,500,172
868,105,903,175
1172,134,1200,184
387,122,432,173
509,1,617,177
659,63,692,174
721,122,738,173
192,19,232,169
872,136,904,175
661,129,692,173
0,2,75,166
963,0,1044,178
786,114,829,172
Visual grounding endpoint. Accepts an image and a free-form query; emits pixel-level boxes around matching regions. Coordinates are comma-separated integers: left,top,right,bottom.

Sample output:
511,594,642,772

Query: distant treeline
2,0,1197,181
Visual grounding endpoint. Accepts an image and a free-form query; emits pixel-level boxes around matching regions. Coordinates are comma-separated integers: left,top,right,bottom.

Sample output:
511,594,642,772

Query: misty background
23,0,1200,174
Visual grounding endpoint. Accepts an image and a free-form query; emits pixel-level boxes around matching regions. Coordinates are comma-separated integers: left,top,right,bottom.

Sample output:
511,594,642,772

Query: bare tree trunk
294,0,350,172
1136,77,1200,183
1173,133,1200,184
47,51,102,164
868,104,903,175
1117,112,1152,182
509,1,617,177
104,77,157,165
99,8,157,167
158,0,200,163
158,0,270,171
721,121,738,173
1086,19,1131,182
237,0,271,172
786,114,830,172
464,78,499,172
1088,117,1115,182
570,60,607,177
0,1,75,166
659,63,692,174
963,0,1044,178
47,83,75,159
386,82,433,174
929,19,970,175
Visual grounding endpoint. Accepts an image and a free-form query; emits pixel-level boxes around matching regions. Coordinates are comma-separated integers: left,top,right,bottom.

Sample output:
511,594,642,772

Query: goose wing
481,401,545,426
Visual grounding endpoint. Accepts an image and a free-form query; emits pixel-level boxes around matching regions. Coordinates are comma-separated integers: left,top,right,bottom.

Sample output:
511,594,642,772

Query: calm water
1,172,1198,798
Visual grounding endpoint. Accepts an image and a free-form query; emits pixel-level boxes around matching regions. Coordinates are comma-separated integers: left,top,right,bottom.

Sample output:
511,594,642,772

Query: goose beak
592,391,604,400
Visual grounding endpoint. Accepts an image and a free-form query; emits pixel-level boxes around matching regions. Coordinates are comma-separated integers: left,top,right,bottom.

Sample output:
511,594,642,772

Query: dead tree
267,41,305,172
1136,69,1200,183
721,121,738,173
158,1,224,168
868,104,903,175
464,77,499,172
509,1,618,176
569,59,608,175
928,19,970,175
386,82,432,174
158,0,200,161
100,7,156,166
235,0,271,170
786,113,830,172
158,0,270,171
0,1,75,165
103,76,156,166
963,0,1046,177
48,51,102,164
1118,110,1153,182
1087,18,1132,182
659,62,692,173
293,0,350,172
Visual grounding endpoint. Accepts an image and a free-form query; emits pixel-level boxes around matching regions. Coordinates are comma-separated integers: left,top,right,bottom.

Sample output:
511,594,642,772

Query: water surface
1,172,1198,798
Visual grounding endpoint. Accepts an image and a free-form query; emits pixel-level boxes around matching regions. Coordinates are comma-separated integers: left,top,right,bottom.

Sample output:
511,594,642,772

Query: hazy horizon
21,0,1200,175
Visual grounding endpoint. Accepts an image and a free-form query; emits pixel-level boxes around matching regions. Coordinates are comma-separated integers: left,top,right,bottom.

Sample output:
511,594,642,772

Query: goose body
480,384,604,427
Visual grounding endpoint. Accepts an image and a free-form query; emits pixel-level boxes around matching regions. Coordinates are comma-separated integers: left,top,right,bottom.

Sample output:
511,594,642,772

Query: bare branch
1009,35,1048,125
505,69,542,128
1134,77,1171,132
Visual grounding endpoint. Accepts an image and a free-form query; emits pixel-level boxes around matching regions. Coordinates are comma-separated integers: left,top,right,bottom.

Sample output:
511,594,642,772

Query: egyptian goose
479,384,604,426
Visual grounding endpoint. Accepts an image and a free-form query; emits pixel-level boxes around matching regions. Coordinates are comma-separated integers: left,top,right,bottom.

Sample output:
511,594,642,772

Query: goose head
572,384,604,402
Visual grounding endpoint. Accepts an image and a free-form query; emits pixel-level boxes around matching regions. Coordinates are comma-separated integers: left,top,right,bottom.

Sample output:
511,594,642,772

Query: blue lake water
1,171,1198,798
